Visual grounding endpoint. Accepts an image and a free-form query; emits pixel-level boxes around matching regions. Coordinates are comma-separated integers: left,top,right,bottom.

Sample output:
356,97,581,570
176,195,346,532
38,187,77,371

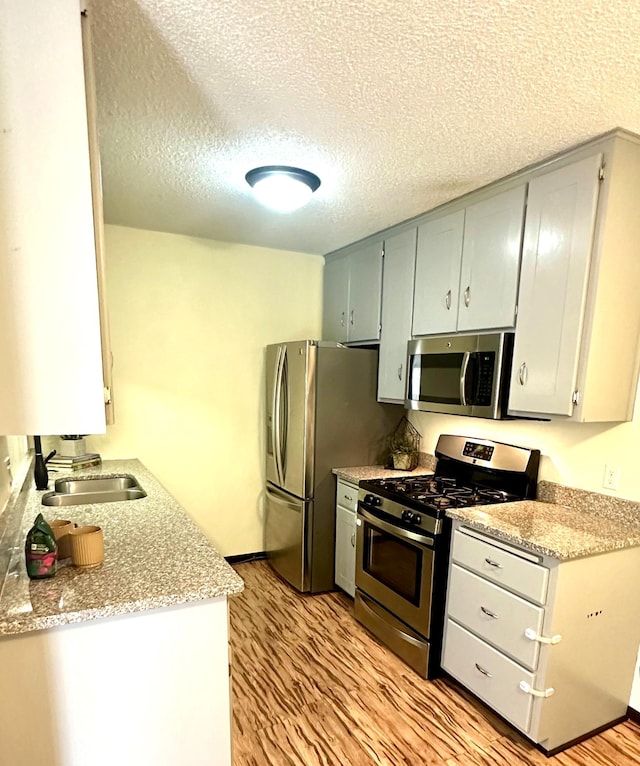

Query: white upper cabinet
509,135,640,421
509,155,601,417
378,228,417,402
412,211,464,336
457,186,526,332
322,240,383,344
0,1,106,436
412,186,526,336
322,255,350,343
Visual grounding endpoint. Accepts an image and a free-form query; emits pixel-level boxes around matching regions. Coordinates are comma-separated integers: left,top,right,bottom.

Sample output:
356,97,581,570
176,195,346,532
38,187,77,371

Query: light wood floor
229,560,640,765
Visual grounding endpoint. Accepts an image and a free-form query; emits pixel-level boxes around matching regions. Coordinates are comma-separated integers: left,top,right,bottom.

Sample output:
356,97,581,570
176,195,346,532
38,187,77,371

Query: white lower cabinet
334,478,358,597
443,522,640,754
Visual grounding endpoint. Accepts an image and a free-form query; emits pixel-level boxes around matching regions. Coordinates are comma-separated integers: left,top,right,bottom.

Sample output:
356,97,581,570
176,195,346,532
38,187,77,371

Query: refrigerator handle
273,345,285,486
280,345,289,483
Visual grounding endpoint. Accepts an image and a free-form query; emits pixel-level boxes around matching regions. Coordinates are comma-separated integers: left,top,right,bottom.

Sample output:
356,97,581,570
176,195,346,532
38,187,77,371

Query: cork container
69,525,104,568
49,519,75,559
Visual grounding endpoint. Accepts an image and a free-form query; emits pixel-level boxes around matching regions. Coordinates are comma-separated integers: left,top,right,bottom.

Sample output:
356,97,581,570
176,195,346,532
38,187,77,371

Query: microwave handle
460,351,471,406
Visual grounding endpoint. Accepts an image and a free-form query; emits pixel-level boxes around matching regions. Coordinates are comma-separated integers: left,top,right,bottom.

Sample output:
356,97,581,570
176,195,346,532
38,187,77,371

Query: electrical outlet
603,464,621,491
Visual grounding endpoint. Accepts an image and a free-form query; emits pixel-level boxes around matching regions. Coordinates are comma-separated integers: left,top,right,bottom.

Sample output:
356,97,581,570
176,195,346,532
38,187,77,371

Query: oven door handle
357,506,435,548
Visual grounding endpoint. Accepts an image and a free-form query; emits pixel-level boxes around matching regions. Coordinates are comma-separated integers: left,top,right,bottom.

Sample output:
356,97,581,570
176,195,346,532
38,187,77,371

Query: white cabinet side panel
0,599,232,766
0,0,105,435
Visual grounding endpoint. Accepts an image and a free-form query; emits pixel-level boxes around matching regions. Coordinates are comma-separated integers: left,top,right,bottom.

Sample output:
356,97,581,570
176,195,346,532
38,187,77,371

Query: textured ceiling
90,0,640,255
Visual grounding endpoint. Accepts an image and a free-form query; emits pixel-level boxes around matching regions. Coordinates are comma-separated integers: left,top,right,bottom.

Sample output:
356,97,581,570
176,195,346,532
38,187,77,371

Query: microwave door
407,351,473,416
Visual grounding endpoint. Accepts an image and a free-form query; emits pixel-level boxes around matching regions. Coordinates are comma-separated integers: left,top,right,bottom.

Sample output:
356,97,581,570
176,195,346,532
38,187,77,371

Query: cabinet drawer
452,529,549,605
336,479,358,512
442,620,535,734
447,564,544,671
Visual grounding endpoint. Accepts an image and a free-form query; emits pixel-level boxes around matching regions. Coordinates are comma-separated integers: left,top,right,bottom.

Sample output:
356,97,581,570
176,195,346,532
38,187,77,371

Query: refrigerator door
265,341,315,499
265,482,312,591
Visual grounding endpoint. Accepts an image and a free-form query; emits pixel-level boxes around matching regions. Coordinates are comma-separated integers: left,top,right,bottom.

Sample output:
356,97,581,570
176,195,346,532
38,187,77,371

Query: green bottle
25,513,57,579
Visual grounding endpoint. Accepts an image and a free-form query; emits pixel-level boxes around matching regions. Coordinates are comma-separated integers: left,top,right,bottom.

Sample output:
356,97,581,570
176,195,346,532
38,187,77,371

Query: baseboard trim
225,551,267,564
627,706,640,725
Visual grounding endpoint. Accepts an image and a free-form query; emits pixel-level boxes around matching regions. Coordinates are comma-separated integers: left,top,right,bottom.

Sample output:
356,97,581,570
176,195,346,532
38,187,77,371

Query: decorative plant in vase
387,417,421,471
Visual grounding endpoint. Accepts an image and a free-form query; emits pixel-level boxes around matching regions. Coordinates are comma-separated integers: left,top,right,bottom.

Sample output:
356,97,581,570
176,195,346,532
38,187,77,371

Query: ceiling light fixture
245,165,321,213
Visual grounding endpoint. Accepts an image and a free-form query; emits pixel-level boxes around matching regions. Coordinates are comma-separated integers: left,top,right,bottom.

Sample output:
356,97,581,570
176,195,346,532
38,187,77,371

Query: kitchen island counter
0,458,243,636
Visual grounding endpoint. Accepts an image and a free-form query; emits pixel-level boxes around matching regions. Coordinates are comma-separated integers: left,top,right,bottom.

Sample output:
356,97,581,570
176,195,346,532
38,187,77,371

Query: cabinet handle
484,557,503,569
475,663,492,678
344,495,354,503
445,289,452,310
518,362,528,386
524,628,562,645
519,680,555,698
397,364,403,381
464,285,471,307
350,532,356,547
340,311,345,327
349,309,354,326
480,605,498,619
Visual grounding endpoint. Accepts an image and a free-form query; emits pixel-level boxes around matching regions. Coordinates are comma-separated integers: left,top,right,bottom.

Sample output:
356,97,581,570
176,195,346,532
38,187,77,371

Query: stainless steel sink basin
41,474,147,506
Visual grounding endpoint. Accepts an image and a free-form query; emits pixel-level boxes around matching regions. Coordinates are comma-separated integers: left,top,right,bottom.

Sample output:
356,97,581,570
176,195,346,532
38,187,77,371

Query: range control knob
363,494,381,507
401,510,422,525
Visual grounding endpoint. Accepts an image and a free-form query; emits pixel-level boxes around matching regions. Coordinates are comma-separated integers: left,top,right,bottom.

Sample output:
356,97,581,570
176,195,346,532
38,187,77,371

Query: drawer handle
484,557,503,569
344,495,354,503
350,532,356,548
474,663,492,678
519,680,555,698
480,606,498,619
524,627,562,645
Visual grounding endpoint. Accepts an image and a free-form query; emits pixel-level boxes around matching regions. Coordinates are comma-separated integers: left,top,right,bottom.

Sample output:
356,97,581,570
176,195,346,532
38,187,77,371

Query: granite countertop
333,453,436,484
447,499,640,560
0,458,243,636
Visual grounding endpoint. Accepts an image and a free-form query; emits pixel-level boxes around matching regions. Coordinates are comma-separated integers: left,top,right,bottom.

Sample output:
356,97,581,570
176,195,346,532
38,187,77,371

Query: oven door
355,505,435,638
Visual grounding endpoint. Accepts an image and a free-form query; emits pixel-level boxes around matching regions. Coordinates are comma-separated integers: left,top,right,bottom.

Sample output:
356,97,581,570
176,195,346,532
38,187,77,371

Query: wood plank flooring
229,561,640,765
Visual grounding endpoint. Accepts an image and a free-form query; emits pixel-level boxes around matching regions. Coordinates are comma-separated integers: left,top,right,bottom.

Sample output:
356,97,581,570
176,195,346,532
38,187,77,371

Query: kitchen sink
41,474,147,506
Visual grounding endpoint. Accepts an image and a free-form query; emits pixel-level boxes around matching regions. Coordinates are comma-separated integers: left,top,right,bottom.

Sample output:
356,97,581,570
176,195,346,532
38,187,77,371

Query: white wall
410,386,640,500
88,225,323,556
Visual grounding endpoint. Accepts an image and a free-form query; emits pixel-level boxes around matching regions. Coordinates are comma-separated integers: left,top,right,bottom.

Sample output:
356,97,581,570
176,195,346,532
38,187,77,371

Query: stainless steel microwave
405,332,514,419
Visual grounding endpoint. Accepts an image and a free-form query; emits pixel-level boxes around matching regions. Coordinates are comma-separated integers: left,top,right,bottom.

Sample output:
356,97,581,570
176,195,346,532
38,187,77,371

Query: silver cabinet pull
484,557,503,569
518,362,528,386
480,606,498,619
349,309,354,326
344,494,354,503
464,285,471,307
445,289,452,310
340,311,345,327
350,532,356,547
475,663,492,678
397,363,403,380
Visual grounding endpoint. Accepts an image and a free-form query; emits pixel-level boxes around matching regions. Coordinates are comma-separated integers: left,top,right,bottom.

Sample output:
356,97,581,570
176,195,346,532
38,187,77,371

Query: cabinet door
0,0,106,435
378,229,417,402
335,504,356,597
508,155,602,416
412,211,464,336
348,241,383,342
458,186,526,332
322,255,349,342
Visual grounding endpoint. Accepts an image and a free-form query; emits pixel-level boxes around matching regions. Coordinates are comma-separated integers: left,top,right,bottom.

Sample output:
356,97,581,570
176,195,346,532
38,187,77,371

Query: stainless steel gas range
354,434,540,678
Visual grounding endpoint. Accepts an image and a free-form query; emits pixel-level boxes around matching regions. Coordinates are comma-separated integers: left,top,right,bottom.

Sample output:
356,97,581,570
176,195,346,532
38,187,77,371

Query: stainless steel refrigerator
265,340,396,593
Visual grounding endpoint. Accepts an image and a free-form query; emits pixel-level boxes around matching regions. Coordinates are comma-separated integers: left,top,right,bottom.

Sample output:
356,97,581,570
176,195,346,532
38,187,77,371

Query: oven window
364,525,422,605
411,353,464,405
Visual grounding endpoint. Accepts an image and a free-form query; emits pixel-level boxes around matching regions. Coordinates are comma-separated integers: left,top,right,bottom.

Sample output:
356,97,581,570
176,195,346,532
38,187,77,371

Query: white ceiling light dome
245,165,321,213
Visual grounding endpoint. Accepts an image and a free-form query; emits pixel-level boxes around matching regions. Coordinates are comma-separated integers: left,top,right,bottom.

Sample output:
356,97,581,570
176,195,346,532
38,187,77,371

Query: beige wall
410,387,640,500
88,225,323,556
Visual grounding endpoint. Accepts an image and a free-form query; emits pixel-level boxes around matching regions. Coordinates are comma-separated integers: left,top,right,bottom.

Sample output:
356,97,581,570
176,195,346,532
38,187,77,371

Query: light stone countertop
446,498,640,560
0,458,243,637
333,453,436,484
